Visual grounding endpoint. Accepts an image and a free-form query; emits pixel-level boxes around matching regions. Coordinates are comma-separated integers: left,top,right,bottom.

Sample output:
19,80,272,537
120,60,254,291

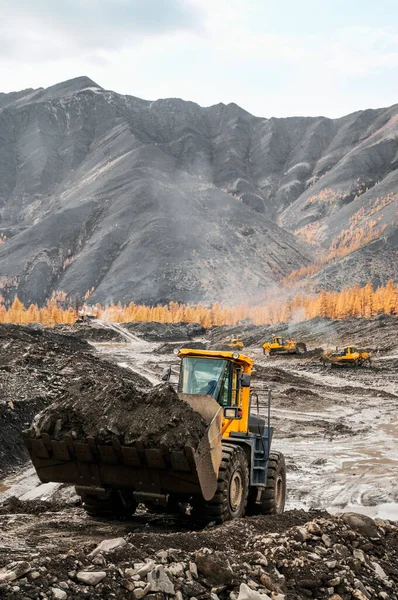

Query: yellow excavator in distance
262,336,307,356
24,349,286,525
321,346,371,367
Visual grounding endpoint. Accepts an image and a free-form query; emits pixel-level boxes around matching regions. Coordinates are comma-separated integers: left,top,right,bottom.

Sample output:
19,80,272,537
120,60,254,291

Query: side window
231,367,240,406
219,368,230,407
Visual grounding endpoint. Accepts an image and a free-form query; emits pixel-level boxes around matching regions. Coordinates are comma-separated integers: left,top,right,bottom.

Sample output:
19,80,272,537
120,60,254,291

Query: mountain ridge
0,77,397,305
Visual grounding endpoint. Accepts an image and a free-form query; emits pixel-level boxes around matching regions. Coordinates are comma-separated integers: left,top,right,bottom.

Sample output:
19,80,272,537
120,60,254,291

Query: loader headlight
223,406,241,419
232,351,240,360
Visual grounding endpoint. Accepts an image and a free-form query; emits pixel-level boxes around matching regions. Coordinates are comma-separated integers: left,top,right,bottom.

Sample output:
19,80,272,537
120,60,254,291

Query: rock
353,549,366,563
88,537,126,558
378,593,389,599
371,561,388,579
305,522,321,535
180,580,208,597
292,526,310,542
270,595,285,600
342,513,379,538
147,566,175,595
327,576,341,586
133,584,151,599
322,533,332,548
259,573,278,593
166,562,185,578
31,572,41,580
51,588,67,599
333,544,351,559
352,592,370,600
306,552,321,561
237,583,272,600
136,561,156,578
76,571,107,586
189,562,198,578
353,579,371,599
325,560,337,569
196,552,235,585
329,596,343,600
0,561,31,582
58,583,69,590
155,550,169,564
121,579,136,591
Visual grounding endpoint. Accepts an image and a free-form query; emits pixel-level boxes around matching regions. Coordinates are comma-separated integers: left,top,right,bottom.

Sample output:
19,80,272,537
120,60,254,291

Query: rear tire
258,452,286,515
76,487,137,520
193,444,249,525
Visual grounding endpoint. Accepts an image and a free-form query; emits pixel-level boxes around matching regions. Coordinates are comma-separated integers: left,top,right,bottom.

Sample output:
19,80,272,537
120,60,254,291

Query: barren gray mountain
0,76,397,306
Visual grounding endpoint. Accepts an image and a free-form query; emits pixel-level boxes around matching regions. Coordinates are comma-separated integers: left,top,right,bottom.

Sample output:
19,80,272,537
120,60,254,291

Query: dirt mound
154,341,207,355
0,324,150,478
125,322,206,341
0,399,47,479
28,384,208,450
55,323,125,342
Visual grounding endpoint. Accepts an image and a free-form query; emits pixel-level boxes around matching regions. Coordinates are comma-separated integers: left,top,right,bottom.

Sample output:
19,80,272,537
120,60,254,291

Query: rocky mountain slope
0,76,397,305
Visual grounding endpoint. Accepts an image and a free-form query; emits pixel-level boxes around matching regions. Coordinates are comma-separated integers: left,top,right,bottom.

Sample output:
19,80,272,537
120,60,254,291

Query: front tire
193,444,249,525
258,451,286,514
76,487,137,520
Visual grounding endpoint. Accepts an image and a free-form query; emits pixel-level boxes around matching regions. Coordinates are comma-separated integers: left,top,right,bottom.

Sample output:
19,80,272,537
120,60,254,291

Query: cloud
0,0,203,59
0,0,397,118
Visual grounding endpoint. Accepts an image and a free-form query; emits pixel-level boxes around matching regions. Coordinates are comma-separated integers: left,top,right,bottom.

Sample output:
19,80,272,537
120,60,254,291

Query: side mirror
223,406,243,420
161,366,172,382
240,373,251,387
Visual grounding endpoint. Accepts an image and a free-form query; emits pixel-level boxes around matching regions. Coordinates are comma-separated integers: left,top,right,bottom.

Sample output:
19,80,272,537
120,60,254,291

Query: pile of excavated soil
154,341,207,355
0,324,150,478
28,384,208,450
55,323,125,342
0,398,47,480
0,507,396,600
125,321,206,341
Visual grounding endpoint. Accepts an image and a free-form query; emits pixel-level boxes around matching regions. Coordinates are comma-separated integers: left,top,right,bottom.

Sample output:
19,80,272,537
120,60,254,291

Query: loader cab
178,356,241,407
177,349,253,435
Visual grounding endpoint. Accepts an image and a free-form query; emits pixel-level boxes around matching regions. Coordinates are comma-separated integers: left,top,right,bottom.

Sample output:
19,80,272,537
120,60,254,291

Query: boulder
76,571,107,586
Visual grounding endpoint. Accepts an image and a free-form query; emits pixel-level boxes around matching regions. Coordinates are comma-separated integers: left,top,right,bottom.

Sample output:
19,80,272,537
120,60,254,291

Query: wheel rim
229,471,243,512
275,474,284,512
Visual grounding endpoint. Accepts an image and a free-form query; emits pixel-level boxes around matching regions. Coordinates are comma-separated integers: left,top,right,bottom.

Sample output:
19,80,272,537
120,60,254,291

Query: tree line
0,280,397,327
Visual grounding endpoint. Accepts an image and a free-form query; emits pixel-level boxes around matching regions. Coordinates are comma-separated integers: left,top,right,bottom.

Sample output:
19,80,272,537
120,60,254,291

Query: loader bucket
179,394,223,500
23,394,223,503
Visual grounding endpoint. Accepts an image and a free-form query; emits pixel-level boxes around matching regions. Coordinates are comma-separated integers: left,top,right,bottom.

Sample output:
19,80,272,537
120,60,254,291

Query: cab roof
178,348,254,369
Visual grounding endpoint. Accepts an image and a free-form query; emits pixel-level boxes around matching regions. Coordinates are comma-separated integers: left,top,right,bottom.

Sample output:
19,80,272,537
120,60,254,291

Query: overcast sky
0,0,397,118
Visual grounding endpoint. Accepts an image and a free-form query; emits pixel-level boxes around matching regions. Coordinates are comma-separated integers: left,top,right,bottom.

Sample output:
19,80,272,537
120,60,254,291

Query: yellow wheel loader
262,336,307,356
320,346,371,368
24,349,286,524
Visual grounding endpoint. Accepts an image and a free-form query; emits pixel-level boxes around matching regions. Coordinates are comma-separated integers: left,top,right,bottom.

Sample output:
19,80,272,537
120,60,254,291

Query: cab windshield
179,357,228,402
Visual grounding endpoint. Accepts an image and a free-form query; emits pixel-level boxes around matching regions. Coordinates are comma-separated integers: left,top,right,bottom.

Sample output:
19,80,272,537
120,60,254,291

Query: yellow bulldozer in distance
25,349,286,525
321,346,371,368
262,336,307,356
227,336,244,349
